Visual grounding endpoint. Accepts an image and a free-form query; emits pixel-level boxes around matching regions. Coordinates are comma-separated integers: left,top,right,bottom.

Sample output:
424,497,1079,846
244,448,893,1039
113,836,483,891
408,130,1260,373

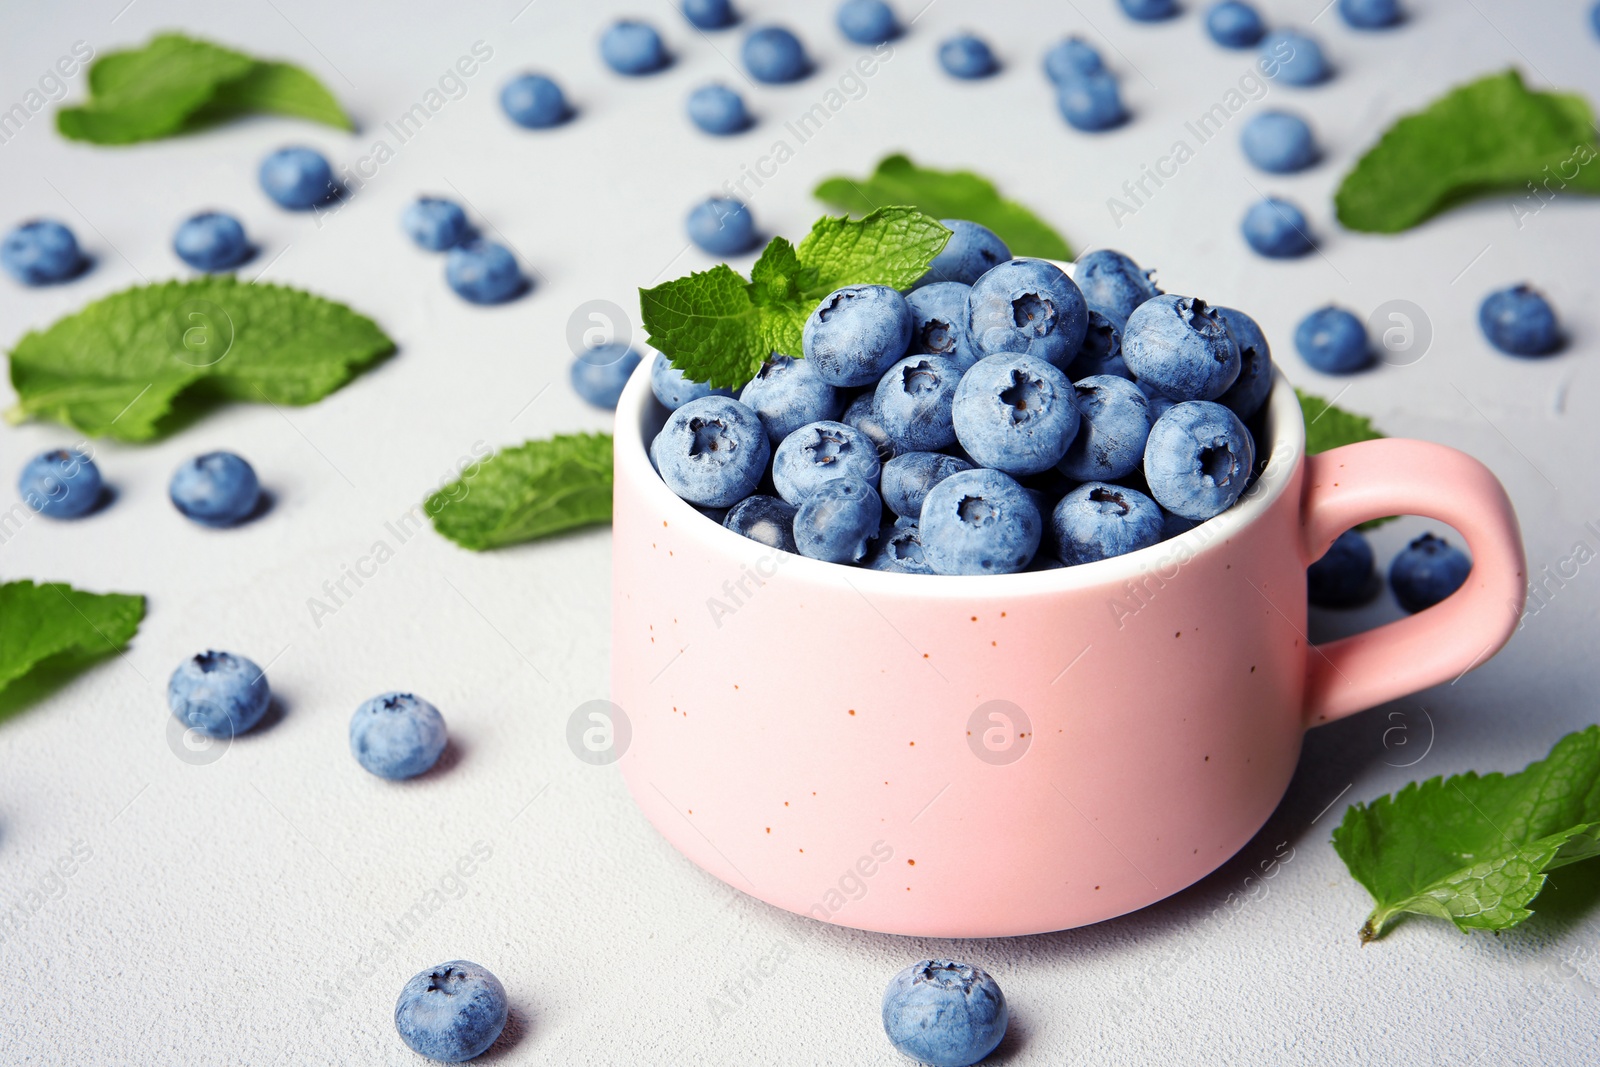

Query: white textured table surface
2,1,1598,1064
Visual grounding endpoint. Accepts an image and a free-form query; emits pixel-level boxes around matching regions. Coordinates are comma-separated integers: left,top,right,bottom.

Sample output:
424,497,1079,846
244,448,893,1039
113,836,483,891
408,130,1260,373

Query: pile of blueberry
646,221,1275,576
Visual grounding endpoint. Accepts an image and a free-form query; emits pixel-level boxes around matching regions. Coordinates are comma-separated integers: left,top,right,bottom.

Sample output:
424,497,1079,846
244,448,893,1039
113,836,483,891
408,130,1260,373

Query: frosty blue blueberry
1478,284,1561,356
687,196,757,255
1144,401,1256,521
919,469,1040,575
1261,29,1330,86
803,284,914,386
571,343,642,409
1339,0,1402,29
683,0,736,30
868,521,935,574
938,35,998,79
1122,295,1241,401
2,219,84,284
1241,197,1314,258
1295,306,1372,373
1308,527,1378,607
18,447,103,519
653,395,771,507
1240,111,1318,173
601,20,669,75
687,84,750,135
500,73,570,128
952,354,1079,475
1213,306,1274,420
402,198,469,251
842,391,898,461
905,282,980,371
1074,249,1160,326
168,651,271,739
723,494,798,552
1206,1,1266,47
170,452,261,527
873,355,962,451
446,240,526,304
882,960,1008,1067
650,353,736,410
394,961,508,1062
1052,482,1165,565
173,212,251,271
917,219,1011,287
1058,375,1152,481
1119,0,1179,20
743,26,809,83
771,420,882,503
1057,71,1127,131
964,258,1088,369
258,146,336,209
739,354,842,443
1043,36,1103,82
350,692,448,780
1389,532,1471,614
881,452,973,519
793,475,881,563
837,0,898,44
1066,309,1129,380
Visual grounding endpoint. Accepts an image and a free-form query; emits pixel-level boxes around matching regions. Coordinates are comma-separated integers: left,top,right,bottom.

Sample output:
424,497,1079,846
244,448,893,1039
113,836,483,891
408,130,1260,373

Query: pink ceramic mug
611,367,1525,937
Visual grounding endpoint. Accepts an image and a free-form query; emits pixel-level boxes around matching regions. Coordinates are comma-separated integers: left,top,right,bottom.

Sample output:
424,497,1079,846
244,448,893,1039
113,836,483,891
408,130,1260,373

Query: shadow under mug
611,365,1526,937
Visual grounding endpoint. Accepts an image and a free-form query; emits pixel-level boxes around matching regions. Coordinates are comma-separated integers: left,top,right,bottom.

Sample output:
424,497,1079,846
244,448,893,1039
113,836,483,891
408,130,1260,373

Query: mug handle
1299,439,1526,727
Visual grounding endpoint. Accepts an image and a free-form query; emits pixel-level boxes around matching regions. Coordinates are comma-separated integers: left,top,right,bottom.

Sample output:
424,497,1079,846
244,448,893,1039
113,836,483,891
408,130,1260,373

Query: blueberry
1144,401,1256,521
445,240,526,304
793,475,881,563
500,73,570,128
1262,29,1330,86
1241,197,1314,258
1294,306,1372,373
772,420,882,503
1052,482,1165,565
842,390,899,461
170,452,261,527
1057,71,1127,132
723,494,798,552
571,343,643,409
601,20,669,75
1592,0,1600,38
1205,1,1266,47
952,354,1079,475
1140,379,1179,423
172,212,251,271
868,520,936,573
350,692,448,780
939,34,998,79
687,84,750,135
1119,0,1180,20
683,0,737,30
1123,295,1241,400
1308,527,1379,607
1212,306,1274,420
653,396,771,507
905,282,980,371
394,961,508,1062
1073,249,1160,327
168,651,271,739
837,0,898,44
1161,509,1197,541
919,469,1040,575
1066,309,1129,380
258,146,336,210
18,448,103,519
743,26,810,83
650,353,737,410
1478,284,1561,356
917,219,1012,288
402,198,470,252
882,960,1008,1067
803,285,914,387
1240,111,1318,173
881,451,973,519
964,258,1088,369
2,219,84,285
739,354,842,442
1043,36,1103,82
1389,532,1471,614
687,196,757,256
1339,0,1402,29
1059,375,1152,481
873,355,961,452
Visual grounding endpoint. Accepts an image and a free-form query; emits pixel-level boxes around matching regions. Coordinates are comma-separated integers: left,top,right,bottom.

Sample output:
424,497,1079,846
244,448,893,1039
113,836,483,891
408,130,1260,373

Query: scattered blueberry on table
1261,29,1330,86
1295,306,1373,373
1339,0,1403,30
500,73,571,128
2,219,85,285
394,961,508,1063
682,0,736,30
882,959,1008,1067
403,197,470,251
687,83,750,134
836,0,899,44
172,212,251,271
168,651,272,739
1308,527,1379,608
1389,532,1471,613
1119,0,1180,21
600,19,670,75
1240,110,1318,173
570,343,643,409
686,195,757,255
742,25,810,83
446,240,526,304
1043,36,1104,82
18,447,103,519
1058,69,1128,131
258,146,337,209
739,353,842,443
1205,1,1267,48
1241,196,1315,258
1478,284,1561,356
170,451,261,527
938,33,999,79
350,692,449,780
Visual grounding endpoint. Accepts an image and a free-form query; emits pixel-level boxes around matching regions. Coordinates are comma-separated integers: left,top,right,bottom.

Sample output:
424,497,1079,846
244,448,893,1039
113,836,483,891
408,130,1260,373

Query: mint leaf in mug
1335,70,1600,234
428,434,613,551
1332,727,1600,942
6,277,394,442
0,581,145,716
814,153,1072,260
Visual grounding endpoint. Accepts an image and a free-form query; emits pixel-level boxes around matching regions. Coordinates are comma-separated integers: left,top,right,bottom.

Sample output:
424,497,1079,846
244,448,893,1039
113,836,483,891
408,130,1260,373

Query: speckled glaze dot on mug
609,265,1527,938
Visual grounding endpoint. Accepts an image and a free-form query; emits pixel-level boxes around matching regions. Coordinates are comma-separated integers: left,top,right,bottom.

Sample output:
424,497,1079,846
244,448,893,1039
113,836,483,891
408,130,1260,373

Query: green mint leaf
0,581,145,718
814,153,1072,260
57,33,350,145
1332,727,1600,941
747,237,807,307
798,207,953,293
427,434,613,551
6,276,394,442
1297,390,1393,529
639,265,766,389
1335,70,1600,233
